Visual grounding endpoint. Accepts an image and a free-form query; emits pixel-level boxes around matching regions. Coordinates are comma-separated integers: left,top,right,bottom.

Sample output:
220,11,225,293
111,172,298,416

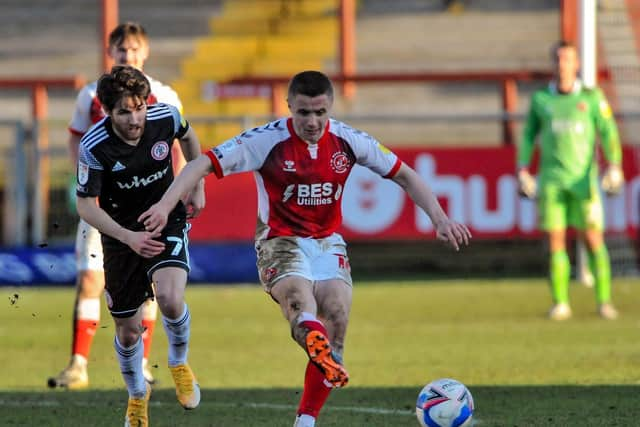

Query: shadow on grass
0,385,638,426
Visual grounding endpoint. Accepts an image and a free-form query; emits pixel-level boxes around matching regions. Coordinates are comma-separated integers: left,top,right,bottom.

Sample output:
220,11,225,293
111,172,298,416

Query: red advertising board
189,145,637,241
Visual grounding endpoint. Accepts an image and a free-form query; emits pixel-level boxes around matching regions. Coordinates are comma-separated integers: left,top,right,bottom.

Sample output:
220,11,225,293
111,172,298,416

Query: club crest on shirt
78,161,89,185
151,141,170,160
330,152,350,173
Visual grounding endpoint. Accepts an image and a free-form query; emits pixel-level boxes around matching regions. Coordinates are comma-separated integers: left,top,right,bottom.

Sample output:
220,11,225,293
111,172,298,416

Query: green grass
1,279,639,426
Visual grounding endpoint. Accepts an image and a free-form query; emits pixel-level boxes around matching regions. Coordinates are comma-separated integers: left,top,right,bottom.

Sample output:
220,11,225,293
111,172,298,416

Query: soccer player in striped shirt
77,65,204,425
48,22,185,390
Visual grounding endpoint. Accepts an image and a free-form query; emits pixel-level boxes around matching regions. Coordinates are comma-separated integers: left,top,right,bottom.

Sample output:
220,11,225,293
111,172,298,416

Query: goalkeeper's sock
297,361,333,419
549,250,570,304
588,244,612,304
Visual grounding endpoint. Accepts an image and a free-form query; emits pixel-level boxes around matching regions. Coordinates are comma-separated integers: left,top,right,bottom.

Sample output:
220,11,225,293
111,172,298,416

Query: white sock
296,312,318,325
162,303,191,367
76,297,101,321
295,414,316,427
71,354,88,367
114,336,146,398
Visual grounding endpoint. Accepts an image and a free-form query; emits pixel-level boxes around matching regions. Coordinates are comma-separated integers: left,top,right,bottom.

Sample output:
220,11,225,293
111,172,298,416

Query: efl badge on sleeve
78,161,89,185
376,142,392,154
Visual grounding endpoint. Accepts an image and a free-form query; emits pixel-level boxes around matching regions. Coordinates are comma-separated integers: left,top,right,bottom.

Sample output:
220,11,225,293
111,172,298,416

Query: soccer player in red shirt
140,70,471,427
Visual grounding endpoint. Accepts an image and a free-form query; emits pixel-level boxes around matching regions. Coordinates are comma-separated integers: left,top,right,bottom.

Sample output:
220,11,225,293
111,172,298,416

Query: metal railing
0,120,28,246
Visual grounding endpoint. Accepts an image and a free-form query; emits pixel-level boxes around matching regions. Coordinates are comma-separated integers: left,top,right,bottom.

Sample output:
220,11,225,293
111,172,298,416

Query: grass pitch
1,278,639,426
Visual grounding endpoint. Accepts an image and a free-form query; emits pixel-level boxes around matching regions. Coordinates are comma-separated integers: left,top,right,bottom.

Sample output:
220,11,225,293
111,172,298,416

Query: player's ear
141,43,150,61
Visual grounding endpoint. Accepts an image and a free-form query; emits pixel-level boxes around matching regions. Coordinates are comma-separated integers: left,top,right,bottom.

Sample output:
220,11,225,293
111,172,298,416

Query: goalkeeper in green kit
517,41,624,321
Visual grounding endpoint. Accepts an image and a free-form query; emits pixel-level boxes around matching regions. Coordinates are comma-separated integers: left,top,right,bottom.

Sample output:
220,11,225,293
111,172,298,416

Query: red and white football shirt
205,118,402,240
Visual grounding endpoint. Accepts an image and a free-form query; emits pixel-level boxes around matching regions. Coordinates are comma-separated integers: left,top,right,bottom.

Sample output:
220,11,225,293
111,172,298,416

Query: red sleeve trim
68,127,85,136
383,158,402,179
205,150,224,179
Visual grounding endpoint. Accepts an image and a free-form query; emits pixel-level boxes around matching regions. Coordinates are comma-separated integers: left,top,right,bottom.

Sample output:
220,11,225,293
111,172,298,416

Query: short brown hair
288,70,334,100
108,22,148,48
97,65,151,111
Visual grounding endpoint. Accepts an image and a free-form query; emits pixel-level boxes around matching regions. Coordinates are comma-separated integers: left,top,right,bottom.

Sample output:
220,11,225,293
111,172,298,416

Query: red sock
297,361,333,418
72,319,99,358
300,320,328,337
141,319,155,359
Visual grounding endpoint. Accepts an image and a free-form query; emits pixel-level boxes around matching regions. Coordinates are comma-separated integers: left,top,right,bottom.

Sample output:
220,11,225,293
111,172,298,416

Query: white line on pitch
0,399,413,417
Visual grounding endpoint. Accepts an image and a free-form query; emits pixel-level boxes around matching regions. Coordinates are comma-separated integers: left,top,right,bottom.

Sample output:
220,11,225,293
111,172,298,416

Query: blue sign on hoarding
0,243,258,285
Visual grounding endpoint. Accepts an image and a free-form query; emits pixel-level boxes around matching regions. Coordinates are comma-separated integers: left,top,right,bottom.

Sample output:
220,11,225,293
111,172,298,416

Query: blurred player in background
139,70,471,427
77,65,204,425
48,22,186,390
517,41,624,321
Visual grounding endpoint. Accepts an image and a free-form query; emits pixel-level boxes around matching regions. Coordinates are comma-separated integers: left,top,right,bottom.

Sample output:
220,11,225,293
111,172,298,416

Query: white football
416,378,474,427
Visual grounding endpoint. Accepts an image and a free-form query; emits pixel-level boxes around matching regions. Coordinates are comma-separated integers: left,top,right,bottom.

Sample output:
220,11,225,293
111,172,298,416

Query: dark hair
550,40,576,61
97,65,151,112
287,70,334,100
108,22,148,48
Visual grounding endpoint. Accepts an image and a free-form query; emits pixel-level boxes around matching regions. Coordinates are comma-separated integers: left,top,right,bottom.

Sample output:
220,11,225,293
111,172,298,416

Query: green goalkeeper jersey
518,80,622,192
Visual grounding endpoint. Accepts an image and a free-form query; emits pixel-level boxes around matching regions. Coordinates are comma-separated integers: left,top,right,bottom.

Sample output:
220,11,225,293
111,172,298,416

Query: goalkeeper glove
601,164,624,196
517,168,537,199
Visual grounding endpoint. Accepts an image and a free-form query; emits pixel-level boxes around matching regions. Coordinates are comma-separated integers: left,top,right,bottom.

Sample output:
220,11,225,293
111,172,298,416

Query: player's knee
154,290,182,318
117,325,143,347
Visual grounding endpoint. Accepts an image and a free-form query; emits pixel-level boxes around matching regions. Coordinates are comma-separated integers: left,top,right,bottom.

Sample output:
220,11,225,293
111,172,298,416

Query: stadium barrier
0,95,637,283
0,76,85,248
187,145,638,241
0,242,257,286
0,120,28,246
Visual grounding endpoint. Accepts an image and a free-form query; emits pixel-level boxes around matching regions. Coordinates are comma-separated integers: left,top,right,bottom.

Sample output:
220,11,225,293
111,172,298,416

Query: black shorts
103,221,191,318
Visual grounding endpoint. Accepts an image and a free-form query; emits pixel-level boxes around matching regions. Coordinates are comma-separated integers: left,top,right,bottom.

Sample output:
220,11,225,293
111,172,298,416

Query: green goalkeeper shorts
537,182,604,231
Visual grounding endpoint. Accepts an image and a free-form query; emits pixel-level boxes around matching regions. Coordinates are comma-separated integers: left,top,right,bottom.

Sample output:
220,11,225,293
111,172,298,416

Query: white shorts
256,233,352,291
75,219,104,271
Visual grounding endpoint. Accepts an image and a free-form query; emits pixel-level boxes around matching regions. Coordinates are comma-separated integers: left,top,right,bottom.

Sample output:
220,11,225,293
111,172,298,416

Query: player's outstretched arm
391,162,471,251
177,127,206,218
76,196,165,258
139,154,213,233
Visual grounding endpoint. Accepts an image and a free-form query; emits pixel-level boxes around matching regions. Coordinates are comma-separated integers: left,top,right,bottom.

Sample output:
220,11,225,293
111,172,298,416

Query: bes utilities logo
282,182,343,206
